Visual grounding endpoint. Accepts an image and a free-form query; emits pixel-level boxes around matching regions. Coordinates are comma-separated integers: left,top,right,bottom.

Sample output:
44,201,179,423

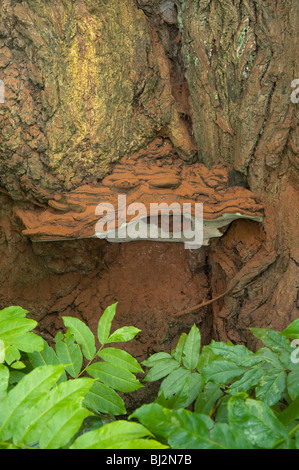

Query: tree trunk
0,0,298,378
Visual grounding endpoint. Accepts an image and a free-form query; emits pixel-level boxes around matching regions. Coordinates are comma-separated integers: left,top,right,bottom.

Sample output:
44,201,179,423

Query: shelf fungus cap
17,153,263,247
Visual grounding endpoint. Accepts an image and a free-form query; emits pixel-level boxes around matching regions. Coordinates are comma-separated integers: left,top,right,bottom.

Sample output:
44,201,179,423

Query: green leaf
10,361,26,370
83,382,126,416
0,364,9,400
202,360,248,384
112,439,168,449
62,317,96,361
6,333,44,354
0,318,37,340
210,423,252,449
182,324,201,370
0,339,4,363
55,334,83,378
228,397,289,448
255,370,286,406
287,369,299,400
0,365,65,441
130,403,177,442
0,307,28,322
171,333,187,363
107,326,141,343
253,347,284,368
86,362,142,393
4,346,20,365
39,403,92,449
14,377,94,445
98,347,143,373
206,341,255,366
143,358,180,382
158,368,191,399
132,404,220,449
227,367,264,396
8,371,25,386
97,303,118,346
28,339,67,383
194,383,223,415
159,369,203,409
282,319,299,339
162,411,217,449
250,328,292,354
142,352,172,367
70,421,155,449
196,346,219,371
278,396,299,426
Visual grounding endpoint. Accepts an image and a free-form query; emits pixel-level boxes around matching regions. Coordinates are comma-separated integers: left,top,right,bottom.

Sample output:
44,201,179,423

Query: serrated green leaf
0,365,65,441
55,335,83,378
97,303,118,346
158,368,191,399
86,362,142,393
28,340,67,383
84,382,126,415
255,370,286,406
132,404,220,449
98,347,143,373
215,395,230,423
182,324,201,370
70,421,153,449
228,367,264,396
0,364,9,400
62,317,96,361
130,403,176,442
159,369,203,409
228,397,289,448
250,328,292,354
171,333,187,363
107,326,141,343
142,352,172,367
206,341,255,366
194,383,223,415
202,360,248,384
253,347,284,368
39,403,92,449
143,358,180,382
196,346,219,371
15,377,94,445
282,319,299,339
210,423,252,449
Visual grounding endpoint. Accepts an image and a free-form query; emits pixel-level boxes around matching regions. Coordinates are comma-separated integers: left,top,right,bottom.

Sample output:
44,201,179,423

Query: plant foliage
0,304,298,449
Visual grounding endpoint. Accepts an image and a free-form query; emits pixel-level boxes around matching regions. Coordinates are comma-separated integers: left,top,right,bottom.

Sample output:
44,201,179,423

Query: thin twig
174,278,256,317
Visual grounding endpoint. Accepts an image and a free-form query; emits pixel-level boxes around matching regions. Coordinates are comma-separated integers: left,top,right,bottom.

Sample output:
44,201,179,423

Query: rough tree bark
0,0,298,369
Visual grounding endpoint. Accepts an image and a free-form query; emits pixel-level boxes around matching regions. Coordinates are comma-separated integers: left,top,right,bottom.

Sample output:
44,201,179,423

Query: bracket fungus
17,147,263,247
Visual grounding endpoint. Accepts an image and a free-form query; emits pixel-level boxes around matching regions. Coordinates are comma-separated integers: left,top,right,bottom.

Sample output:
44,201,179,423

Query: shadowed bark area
0,0,298,369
